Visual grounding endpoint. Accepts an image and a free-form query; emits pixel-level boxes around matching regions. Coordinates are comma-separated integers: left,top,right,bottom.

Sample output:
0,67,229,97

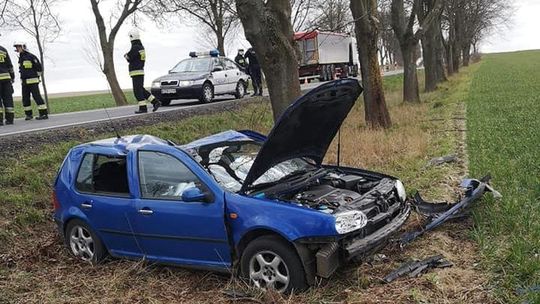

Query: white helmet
128,28,140,41
13,41,27,48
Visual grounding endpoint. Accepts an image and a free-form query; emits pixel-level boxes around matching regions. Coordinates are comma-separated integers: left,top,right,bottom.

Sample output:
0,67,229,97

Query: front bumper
151,84,203,100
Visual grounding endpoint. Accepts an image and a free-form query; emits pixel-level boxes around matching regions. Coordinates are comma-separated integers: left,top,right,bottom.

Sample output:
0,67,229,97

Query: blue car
53,79,410,293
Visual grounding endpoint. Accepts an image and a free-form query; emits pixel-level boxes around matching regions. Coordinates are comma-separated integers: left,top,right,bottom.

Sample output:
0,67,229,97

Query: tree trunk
216,31,226,56
401,45,420,102
236,0,301,122
351,0,391,129
462,44,471,66
103,49,127,106
420,0,445,92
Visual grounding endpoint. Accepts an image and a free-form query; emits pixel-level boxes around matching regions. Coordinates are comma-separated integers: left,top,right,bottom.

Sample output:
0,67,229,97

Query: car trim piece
99,229,228,244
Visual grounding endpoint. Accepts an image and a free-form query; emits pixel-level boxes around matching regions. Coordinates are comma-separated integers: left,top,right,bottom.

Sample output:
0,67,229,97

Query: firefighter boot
135,105,148,114
151,99,161,112
25,110,33,120
36,109,49,120
5,112,14,125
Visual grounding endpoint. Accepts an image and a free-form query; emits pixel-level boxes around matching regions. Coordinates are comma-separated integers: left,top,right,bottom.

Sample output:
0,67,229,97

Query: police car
151,50,250,106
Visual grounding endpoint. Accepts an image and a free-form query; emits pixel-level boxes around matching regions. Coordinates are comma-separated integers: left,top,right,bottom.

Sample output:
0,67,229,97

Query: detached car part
383,254,453,283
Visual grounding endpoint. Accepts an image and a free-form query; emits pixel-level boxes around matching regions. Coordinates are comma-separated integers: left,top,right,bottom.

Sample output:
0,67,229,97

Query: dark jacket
234,53,247,70
18,50,42,83
125,40,146,77
245,49,260,68
0,45,15,82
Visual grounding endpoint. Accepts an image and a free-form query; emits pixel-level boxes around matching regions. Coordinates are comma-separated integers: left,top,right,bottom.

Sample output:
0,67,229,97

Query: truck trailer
295,31,359,83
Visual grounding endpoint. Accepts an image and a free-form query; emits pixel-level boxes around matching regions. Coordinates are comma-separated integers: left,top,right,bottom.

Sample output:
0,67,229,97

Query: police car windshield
170,58,211,73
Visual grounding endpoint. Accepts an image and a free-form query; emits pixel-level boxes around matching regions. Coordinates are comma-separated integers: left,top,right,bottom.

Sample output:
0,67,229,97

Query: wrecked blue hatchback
53,79,411,293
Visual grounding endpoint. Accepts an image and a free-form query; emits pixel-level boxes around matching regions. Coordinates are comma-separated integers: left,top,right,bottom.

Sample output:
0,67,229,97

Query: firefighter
234,49,247,73
245,48,262,96
14,41,48,120
0,43,15,125
125,29,160,114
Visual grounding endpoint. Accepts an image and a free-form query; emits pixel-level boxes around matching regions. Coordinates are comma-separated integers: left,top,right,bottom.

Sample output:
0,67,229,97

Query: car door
71,151,143,258
210,57,228,94
224,59,240,92
131,149,231,269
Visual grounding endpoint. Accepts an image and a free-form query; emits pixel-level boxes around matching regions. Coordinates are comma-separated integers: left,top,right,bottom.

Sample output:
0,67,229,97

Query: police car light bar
189,49,220,58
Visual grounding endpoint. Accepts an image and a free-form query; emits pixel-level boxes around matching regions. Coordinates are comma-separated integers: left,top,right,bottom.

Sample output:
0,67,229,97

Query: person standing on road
14,42,48,120
125,29,161,114
245,48,262,96
234,49,248,73
0,44,15,126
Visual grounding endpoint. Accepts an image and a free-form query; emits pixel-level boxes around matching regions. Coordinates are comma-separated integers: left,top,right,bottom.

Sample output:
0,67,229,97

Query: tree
308,0,352,33
236,0,301,122
145,0,237,56
350,0,391,129
377,2,401,68
5,0,61,111
419,0,446,91
390,0,441,102
90,0,144,106
290,0,314,31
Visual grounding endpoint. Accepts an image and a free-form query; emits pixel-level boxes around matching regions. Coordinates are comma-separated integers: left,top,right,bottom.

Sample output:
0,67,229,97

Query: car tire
65,219,107,265
241,235,308,294
199,82,214,103
160,98,172,106
235,81,246,99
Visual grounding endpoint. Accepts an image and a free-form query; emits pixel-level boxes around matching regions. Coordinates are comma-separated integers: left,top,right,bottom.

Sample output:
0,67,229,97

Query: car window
75,153,130,196
138,151,204,200
225,59,237,70
212,58,225,70
170,58,211,73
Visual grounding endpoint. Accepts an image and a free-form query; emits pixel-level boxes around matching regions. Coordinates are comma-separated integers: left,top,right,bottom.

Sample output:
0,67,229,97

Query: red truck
295,31,359,83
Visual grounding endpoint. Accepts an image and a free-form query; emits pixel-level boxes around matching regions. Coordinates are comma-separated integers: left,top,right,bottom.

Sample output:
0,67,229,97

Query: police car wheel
235,81,245,99
200,82,214,103
160,99,172,106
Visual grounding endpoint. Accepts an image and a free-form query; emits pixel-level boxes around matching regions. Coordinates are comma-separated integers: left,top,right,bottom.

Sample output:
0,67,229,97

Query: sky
1,0,538,95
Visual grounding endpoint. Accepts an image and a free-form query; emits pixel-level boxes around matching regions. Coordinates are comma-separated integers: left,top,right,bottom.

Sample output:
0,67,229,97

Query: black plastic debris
400,175,501,245
383,254,453,283
428,154,457,166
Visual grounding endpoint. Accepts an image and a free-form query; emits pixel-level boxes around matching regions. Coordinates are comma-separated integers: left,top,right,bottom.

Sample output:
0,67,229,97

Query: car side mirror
212,66,223,72
168,70,172,74
182,187,208,202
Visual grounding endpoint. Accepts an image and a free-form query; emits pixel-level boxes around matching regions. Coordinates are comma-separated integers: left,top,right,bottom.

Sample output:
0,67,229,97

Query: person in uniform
125,29,161,114
14,41,48,120
0,43,15,125
245,48,262,96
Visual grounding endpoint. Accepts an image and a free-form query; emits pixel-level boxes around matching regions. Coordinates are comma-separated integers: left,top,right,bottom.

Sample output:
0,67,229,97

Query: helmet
13,41,27,48
128,28,140,41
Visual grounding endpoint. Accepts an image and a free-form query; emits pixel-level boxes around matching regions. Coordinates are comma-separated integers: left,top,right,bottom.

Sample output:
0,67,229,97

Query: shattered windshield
198,142,316,192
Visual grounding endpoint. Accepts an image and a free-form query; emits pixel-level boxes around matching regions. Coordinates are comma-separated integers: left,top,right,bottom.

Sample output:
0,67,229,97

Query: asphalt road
0,71,403,137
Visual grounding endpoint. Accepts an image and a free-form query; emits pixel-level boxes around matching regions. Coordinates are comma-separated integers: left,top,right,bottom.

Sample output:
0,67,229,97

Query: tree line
1,0,512,125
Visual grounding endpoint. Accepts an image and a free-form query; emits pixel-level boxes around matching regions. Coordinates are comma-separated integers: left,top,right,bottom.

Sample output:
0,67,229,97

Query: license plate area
161,88,176,94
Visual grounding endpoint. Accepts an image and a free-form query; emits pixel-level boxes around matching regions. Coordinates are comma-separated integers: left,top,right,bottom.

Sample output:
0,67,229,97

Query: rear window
76,153,130,196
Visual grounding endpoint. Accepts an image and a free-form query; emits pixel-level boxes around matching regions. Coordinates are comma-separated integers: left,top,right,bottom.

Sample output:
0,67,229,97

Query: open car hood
241,79,363,192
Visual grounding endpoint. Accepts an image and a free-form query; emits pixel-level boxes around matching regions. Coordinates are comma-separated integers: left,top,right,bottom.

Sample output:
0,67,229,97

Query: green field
12,90,138,118
468,50,540,302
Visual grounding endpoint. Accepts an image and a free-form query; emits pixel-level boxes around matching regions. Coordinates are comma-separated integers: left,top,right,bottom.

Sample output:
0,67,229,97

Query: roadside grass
12,90,138,118
0,67,491,303
467,50,540,303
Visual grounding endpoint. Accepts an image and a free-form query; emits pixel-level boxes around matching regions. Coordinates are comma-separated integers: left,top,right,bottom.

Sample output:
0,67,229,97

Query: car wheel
241,235,308,294
160,98,172,106
235,81,246,99
65,219,106,265
199,82,214,103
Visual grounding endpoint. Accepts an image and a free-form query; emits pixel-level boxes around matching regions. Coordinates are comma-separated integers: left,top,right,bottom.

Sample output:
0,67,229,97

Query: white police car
151,50,250,105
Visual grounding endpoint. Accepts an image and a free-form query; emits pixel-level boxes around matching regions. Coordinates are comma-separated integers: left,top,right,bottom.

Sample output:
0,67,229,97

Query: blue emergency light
189,49,220,58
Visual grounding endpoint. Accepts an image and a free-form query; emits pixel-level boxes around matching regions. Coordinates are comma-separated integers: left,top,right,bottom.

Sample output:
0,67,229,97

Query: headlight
179,80,193,87
151,81,160,89
395,180,406,202
334,210,368,234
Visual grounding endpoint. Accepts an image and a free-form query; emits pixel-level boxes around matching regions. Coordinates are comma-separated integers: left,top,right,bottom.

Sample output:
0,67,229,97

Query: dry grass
0,66,494,304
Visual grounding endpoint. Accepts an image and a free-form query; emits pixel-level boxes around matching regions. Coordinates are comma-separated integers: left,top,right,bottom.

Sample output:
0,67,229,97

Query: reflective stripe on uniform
24,106,33,111
26,78,40,84
0,108,3,113
0,73,11,80
138,100,147,106
147,95,155,102
37,104,47,110
22,60,33,69
5,107,14,113
129,70,145,77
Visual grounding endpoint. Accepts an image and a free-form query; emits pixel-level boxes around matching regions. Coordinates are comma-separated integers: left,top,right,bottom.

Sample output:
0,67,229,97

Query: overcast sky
1,0,538,95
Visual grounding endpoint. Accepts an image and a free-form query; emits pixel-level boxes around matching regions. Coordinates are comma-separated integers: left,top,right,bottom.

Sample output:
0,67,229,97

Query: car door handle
81,201,93,209
225,74,228,77
138,208,153,215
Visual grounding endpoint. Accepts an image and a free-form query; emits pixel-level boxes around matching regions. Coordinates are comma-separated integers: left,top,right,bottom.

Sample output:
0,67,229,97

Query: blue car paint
54,133,339,271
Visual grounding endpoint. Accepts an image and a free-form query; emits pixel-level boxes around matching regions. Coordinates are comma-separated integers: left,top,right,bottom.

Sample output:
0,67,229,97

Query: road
0,70,403,137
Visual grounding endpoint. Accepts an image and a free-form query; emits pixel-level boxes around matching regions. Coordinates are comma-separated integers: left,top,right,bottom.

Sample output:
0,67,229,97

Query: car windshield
170,58,212,73
194,142,316,192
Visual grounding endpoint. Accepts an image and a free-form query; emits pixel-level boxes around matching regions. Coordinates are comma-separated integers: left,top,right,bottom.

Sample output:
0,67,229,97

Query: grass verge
467,50,540,303
0,67,490,303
